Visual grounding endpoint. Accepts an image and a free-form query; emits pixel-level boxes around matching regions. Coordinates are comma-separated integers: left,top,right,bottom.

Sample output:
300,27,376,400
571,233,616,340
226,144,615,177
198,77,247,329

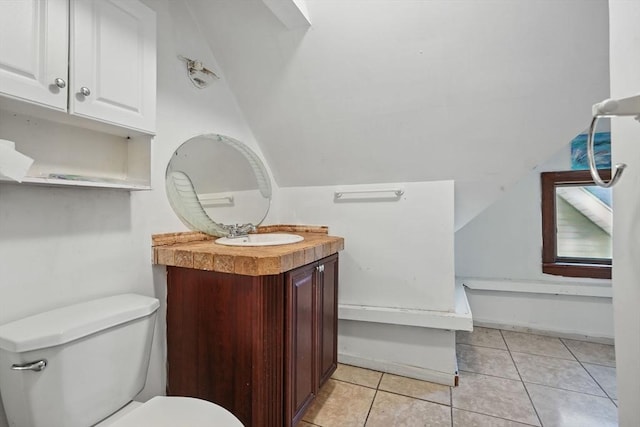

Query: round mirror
165,134,272,237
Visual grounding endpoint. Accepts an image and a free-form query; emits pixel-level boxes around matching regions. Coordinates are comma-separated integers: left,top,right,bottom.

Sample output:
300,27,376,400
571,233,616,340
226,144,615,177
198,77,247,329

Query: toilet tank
0,294,160,427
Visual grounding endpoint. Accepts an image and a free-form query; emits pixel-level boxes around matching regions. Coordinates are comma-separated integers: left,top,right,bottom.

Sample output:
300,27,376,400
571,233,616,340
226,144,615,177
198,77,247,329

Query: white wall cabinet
0,0,156,190
0,0,156,134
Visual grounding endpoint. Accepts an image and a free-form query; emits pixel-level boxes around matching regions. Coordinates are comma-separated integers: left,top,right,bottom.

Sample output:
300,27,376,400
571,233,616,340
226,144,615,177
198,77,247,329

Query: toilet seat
105,396,243,427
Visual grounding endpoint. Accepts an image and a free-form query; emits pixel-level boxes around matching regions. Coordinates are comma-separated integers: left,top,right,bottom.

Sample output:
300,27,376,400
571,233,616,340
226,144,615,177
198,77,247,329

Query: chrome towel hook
587,94,640,188
587,115,626,188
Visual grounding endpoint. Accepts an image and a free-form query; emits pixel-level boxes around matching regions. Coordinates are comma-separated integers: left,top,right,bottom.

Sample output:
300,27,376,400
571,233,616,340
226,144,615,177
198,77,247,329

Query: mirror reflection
165,134,272,237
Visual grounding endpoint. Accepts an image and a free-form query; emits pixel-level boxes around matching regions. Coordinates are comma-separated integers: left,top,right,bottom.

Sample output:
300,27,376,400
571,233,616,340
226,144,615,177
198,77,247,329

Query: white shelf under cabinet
1,176,151,191
0,109,152,191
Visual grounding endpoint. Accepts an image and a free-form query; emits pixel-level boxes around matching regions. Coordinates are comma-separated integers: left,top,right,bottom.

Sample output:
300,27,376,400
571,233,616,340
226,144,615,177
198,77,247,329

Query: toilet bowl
97,396,243,427
0,294,242,427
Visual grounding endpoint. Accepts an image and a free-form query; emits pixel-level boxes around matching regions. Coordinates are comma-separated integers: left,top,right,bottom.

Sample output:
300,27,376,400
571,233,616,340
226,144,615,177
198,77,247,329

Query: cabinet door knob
79,87,91,97
54,78,66,88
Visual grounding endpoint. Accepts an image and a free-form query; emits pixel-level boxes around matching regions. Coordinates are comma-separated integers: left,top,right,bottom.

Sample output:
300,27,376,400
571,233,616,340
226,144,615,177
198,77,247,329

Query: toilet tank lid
0,294,160,353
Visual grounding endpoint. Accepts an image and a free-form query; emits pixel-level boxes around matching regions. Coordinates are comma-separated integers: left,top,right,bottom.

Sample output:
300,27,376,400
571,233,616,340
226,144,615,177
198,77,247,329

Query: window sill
542,263,611,279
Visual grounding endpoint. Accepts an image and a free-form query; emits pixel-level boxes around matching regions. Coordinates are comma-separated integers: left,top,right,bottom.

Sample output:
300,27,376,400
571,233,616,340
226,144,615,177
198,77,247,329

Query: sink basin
215,233,304,247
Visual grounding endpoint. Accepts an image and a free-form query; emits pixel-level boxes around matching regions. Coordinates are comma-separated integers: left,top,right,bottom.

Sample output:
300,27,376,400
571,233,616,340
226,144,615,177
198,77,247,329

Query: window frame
541,170,612,279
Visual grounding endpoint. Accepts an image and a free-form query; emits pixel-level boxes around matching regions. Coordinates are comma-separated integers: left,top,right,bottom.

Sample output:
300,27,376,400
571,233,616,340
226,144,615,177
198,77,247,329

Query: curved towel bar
587,115,627,188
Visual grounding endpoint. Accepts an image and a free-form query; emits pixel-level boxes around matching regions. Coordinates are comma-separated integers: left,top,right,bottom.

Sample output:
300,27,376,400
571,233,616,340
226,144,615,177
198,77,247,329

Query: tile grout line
520,379,617,399
507,348,582,362
457,368,520,382
500,329,545,427
371,387,453,407
460,370,524,383
361,372,385,427
362,389,378,426
559,338,617,405
453,407,542,427
330,377,378,390
449,386,453,427
498,327,509,350
376,372,384,389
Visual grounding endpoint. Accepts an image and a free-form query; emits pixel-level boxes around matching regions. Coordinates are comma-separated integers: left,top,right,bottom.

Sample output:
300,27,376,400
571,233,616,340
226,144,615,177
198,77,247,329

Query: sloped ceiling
186,0,609,228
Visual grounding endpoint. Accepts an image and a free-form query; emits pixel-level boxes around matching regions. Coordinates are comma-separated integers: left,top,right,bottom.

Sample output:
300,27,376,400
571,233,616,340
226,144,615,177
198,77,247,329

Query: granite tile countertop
152,225,344,276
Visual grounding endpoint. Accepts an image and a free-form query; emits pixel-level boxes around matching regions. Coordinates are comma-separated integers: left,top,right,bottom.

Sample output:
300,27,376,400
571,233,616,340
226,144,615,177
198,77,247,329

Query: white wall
609,1,640,424
274,181,455,312
188,0,609,230
0,1,272,425
455,144,614,340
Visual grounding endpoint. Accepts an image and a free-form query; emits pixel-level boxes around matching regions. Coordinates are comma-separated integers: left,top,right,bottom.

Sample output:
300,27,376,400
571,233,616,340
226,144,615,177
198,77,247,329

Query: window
541,170,612,279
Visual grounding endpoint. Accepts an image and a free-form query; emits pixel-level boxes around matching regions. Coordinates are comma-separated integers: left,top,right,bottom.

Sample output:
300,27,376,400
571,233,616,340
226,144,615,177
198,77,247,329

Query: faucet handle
224,223,255,238
238,223,256,234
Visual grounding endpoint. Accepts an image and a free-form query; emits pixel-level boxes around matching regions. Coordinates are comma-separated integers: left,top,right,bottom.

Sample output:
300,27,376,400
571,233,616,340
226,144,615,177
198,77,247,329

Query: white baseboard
338,353,458,386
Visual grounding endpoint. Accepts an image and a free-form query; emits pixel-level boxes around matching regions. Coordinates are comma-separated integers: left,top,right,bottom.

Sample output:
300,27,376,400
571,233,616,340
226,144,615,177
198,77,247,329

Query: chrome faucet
226,223,256,238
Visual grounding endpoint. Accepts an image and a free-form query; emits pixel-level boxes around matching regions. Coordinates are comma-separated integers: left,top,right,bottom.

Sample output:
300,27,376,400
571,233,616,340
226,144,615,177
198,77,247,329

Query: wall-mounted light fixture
178,55,220,89
0,139,34,183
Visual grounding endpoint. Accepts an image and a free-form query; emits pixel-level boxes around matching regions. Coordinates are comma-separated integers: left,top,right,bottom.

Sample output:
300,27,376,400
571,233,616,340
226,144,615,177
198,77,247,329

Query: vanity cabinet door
71,0,156,133
0,0,68,110
285,254,339,426
285,262,317,426
317,254,338,387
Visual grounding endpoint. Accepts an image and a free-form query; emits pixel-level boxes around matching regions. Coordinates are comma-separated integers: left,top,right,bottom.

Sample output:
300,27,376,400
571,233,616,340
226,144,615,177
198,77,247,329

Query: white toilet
0,294,243,427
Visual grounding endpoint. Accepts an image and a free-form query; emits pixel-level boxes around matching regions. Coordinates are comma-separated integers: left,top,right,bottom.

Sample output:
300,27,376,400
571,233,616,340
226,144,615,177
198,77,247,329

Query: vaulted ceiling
186,0,609,228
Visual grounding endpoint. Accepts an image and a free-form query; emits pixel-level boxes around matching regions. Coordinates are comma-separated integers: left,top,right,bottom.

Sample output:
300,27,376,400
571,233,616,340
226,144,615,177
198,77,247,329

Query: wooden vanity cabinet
166,254,338,427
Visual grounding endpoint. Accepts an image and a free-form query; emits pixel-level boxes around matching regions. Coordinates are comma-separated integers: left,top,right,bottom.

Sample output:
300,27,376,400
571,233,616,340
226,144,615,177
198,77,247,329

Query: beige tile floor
300,327,618,426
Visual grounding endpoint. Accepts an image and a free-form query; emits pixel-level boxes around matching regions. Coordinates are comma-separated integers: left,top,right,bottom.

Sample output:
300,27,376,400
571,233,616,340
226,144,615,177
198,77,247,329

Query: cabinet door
285,263,317,426
70,0,156,133
0,0,68,110
317,254,338,387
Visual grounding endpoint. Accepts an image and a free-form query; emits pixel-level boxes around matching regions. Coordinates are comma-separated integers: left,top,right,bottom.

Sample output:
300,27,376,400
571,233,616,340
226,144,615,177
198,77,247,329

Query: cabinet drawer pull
54,78,66,88
79,87,91,96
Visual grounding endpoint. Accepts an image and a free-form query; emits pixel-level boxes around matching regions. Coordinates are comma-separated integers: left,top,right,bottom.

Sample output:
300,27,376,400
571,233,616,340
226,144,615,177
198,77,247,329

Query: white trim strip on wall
338,283,473,331
462,278,612,298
